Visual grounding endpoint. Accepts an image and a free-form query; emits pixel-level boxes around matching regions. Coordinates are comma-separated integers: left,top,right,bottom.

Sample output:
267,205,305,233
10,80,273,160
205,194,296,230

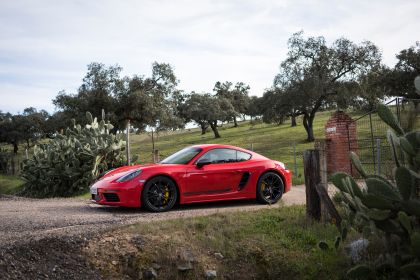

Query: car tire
256,172,284,204
142,176,178,212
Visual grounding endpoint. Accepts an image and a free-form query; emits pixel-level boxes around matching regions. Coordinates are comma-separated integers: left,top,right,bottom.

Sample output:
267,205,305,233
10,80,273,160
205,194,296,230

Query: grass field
87,205,349,279
0,111,331,194
0,174,24,195
5,105,413,191
0,109,357,190
129,111,338,185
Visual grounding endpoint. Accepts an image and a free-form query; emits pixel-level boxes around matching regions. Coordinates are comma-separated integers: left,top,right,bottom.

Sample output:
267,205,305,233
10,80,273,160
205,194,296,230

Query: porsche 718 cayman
90,144,292,212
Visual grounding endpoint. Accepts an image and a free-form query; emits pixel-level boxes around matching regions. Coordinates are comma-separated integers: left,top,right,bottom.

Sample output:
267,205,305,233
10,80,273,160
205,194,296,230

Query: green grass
88,205,349,279
0,174,24,195
130,111,338,184
0,112,329,190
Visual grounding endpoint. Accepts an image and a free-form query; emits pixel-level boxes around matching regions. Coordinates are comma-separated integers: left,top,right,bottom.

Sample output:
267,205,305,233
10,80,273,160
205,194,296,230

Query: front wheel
142,176,178,212
256,172,284,204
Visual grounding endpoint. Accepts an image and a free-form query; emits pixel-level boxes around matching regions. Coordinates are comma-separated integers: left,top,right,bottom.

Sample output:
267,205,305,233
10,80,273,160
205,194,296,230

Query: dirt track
0,185,309,279
0,185,307,246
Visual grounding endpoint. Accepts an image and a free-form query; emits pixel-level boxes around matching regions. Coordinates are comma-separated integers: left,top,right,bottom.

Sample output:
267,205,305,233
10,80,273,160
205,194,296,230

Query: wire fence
348,97,420,178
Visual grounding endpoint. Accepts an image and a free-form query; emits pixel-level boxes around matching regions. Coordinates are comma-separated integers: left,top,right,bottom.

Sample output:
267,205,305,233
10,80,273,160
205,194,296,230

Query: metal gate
347,97,420,178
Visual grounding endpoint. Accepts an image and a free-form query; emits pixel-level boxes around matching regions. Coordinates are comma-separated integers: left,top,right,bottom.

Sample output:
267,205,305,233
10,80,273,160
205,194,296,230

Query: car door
184,148,244,199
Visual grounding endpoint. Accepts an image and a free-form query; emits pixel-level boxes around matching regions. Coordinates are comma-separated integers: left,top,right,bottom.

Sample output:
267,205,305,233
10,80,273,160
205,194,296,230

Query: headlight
275,161,286,169
116,169,142,182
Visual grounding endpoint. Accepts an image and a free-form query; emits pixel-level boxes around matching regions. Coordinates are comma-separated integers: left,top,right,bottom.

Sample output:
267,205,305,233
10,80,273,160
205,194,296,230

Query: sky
0,0,419,114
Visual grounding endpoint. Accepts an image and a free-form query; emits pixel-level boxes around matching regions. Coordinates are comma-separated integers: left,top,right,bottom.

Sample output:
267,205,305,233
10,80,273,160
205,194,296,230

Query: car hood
100,163,181,181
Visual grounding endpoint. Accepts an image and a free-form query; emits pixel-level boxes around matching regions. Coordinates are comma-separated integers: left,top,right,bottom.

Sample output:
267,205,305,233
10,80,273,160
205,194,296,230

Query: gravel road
0,185,307,246
0,185,308,279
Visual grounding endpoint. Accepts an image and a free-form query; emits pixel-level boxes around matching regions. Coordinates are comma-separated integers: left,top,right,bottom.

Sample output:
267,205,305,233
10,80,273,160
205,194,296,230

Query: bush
20,112,126,197
330,103,420,279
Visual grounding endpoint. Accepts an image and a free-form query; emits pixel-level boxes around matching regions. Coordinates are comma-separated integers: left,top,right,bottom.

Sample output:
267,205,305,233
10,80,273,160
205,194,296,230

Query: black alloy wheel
256,172,284,204
142,176,178,212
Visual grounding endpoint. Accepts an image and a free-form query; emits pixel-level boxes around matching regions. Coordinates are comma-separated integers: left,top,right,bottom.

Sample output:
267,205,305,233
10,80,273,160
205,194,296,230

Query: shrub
20,112,126,197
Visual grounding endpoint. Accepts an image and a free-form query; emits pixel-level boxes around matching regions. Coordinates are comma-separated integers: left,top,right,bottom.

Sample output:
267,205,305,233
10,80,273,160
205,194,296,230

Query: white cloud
0,0,419,113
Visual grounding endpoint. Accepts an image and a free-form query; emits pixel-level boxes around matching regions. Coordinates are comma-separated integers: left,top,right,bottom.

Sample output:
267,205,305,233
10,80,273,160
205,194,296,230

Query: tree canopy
53,62,185,132
271,31,381,141
178,93,235,138
213,81,251,127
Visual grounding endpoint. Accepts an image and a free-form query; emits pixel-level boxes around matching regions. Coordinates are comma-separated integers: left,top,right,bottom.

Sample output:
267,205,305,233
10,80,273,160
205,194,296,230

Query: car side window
237,151,251,161
198,149,251,164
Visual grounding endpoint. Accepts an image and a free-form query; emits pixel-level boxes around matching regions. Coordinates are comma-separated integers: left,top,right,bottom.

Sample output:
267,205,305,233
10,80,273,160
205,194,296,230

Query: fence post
292,142,298,177
154,149,160,163
25,149,29,160
250,143,253,151
376,138,381,176
369,113,376,173
126,119,131,165
11,155,15,175
303,150,321,221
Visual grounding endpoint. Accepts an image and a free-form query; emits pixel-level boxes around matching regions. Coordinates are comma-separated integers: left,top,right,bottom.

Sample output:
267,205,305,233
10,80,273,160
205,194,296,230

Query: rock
177,262,193,272
180,249,196,263
205,270,217,278
111,260,118,266
131,234,146,250
345,238,369,263
152,263,162,270
143,268,157,279
214,252,224,260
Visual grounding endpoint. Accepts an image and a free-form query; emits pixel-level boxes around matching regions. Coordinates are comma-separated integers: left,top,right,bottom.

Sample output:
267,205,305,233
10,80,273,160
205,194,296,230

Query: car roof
192,144,245,150
191,144,267,159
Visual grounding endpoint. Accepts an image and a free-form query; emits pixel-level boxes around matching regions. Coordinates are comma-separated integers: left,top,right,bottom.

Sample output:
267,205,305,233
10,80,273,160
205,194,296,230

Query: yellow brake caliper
163,186,170,203
261,182,266,192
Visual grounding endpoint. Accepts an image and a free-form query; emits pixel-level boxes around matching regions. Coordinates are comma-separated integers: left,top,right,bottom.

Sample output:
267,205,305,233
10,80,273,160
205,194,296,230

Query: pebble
143,268,157,279
214,252,224,260
205,270,217,278
177,262,193,271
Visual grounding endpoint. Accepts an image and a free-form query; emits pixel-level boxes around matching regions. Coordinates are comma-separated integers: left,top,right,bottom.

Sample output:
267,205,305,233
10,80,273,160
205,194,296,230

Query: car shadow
87,199,263,215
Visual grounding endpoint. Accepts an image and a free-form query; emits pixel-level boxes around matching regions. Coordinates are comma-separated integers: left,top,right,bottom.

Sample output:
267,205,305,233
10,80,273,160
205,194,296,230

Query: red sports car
90,144,292,212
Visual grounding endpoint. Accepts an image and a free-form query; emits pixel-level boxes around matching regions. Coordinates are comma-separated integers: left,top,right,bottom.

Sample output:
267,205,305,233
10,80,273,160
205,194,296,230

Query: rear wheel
142,176,178,212
256,172,284,204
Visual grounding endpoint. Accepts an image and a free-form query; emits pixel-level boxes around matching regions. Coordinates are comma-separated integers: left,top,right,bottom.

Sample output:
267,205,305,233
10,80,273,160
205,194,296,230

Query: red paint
91,144,292,208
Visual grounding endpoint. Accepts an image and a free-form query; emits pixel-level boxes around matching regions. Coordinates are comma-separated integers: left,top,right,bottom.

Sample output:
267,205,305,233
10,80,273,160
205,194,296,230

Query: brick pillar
325,111,358,175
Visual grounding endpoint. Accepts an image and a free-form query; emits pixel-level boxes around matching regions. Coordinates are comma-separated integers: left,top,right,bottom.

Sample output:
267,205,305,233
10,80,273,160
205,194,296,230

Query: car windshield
160,147,202,164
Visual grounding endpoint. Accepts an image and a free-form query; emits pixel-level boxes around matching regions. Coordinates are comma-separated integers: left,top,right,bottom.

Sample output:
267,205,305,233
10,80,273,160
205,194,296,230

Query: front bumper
90,182,143,208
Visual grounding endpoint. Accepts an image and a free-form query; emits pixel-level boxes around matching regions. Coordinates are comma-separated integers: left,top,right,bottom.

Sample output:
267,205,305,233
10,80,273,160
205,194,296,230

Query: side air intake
238,172,250,190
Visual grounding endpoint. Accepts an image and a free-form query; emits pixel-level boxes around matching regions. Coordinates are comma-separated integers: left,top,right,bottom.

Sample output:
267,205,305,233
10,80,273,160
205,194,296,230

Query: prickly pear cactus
331,103,420,279
20,112,126,197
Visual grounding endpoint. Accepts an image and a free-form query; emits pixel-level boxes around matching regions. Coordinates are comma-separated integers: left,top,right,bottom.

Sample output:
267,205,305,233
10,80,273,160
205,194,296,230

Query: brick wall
324,111,358,175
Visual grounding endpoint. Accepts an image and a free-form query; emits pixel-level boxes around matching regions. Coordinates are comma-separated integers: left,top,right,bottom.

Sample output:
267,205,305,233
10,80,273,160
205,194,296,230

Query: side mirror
196,159,212,168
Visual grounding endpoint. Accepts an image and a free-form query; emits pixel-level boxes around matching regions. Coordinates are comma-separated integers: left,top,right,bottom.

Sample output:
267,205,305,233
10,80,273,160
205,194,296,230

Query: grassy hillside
0,109,360,191
130,111,337,184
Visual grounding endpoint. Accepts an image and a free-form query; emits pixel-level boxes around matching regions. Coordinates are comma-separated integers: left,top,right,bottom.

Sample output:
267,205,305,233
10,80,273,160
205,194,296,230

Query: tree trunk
200,122,208,135
291,113,297,127
209,121,221,138
233,117,238,127
13,142,18,154
303,114,315,142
